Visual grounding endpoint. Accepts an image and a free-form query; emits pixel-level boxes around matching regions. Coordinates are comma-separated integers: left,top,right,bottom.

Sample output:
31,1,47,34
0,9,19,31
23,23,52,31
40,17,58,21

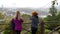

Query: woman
11,11,23,34
30,11,39,34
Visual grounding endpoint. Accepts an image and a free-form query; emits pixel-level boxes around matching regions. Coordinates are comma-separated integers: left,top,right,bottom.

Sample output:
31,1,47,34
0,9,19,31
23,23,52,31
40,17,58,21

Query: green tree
44,0,59,30
56,12,60,25
0,13,5,19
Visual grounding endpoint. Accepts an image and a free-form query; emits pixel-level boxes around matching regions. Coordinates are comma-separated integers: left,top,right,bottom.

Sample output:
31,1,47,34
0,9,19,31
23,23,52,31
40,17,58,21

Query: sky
0,0,60,8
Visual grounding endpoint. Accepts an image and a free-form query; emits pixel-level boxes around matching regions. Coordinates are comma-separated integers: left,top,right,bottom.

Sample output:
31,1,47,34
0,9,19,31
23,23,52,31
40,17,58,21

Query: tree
49,6,57,16
56,12,60,25
44,0,59,30
0,12,5,19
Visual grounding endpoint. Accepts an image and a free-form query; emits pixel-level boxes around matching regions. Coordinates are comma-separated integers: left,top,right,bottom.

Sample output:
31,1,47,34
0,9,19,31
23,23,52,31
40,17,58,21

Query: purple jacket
11,19,23,31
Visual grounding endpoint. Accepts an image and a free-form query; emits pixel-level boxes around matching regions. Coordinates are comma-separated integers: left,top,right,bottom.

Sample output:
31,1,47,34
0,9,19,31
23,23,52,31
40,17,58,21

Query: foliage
22,14,31,23
49,6,57,16
22,14,31,17
45,29,51,34
44,0,60,30
3,30,12,34
0,12,5,19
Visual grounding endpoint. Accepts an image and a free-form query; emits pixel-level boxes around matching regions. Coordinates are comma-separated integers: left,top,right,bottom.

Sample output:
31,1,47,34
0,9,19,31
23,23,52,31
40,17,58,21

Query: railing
0,23,31,34
48,26,60,34
45,21,60,34
0,21,60,34
22,23,31,34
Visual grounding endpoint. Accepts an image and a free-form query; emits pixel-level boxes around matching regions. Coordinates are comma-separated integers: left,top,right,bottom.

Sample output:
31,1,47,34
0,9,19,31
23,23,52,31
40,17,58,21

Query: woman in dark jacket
30,11,39,34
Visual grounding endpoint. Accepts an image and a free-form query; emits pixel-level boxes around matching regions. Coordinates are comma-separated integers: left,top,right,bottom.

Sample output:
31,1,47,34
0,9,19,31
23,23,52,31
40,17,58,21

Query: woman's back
12,19,23,31
30,16,39,28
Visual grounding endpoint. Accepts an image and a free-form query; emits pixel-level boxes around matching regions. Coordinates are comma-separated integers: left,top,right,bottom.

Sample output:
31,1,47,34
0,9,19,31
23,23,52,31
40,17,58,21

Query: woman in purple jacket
11,11,23,34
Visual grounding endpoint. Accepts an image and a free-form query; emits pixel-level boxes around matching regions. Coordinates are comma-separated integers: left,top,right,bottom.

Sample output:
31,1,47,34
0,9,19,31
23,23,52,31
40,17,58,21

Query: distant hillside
0,7,60,17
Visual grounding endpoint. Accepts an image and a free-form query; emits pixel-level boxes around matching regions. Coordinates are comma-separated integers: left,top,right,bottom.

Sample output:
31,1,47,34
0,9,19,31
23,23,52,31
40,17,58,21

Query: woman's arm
10,19,15,30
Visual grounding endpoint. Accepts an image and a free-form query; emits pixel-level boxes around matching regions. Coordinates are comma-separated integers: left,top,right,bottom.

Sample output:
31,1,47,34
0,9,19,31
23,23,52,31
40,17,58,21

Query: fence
0,21,60,34
0,23,31,34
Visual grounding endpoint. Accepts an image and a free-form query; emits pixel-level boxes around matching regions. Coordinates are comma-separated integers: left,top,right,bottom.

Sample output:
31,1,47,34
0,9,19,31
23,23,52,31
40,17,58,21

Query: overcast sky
0,0,60,8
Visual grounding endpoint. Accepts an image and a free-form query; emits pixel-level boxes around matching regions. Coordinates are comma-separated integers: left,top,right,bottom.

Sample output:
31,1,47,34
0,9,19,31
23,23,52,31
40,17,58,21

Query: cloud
0,0,59,8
